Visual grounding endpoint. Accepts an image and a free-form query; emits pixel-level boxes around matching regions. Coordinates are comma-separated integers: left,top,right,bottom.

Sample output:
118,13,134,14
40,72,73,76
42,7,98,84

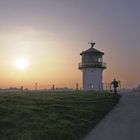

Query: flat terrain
0,91,120,140
83,92,140,140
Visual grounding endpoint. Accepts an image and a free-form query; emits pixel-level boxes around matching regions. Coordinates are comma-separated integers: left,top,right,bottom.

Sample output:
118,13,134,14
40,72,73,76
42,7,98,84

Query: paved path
83,92,140,140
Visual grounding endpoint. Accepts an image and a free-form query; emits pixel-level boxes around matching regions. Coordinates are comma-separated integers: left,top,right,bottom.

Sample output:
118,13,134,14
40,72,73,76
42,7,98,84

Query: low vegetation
0,91,120,140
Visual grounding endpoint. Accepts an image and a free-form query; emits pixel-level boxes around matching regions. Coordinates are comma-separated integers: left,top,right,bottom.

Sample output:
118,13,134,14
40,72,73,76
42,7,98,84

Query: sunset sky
0,0,140,89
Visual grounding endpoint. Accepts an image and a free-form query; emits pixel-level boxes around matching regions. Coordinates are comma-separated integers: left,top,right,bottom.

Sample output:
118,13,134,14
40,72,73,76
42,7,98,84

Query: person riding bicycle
110,79,119,94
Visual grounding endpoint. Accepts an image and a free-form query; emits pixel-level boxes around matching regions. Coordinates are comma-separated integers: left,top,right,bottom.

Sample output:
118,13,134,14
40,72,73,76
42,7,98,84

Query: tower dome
79,42,106,69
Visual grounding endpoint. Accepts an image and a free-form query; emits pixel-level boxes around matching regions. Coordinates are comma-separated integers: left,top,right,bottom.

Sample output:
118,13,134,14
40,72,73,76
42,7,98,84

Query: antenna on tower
88,41,96,48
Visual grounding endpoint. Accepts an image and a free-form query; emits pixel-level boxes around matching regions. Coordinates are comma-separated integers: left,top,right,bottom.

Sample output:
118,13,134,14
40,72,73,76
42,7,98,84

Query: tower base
83,68,103,91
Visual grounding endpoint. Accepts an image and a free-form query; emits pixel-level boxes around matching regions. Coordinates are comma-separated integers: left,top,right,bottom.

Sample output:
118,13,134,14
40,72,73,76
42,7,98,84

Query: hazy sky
0,0,140,89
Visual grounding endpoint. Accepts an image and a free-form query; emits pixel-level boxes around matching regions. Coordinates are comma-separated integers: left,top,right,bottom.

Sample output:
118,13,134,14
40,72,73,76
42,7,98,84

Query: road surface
83,92,140,140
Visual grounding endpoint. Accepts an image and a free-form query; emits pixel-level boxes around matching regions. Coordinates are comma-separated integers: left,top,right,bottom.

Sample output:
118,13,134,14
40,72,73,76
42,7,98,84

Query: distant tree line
132,85,140,92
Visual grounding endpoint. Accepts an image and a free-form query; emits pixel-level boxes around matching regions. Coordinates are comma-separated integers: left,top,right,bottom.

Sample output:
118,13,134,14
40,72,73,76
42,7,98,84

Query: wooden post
35,82,37,91
21,86,23,93
52,84,55,92
76,83,79,91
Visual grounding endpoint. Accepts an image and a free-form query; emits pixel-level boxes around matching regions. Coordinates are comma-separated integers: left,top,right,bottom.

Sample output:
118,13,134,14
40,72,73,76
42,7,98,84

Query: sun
15,58,29,70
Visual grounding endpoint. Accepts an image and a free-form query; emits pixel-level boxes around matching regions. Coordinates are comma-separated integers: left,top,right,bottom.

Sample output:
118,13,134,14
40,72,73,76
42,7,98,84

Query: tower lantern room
79,42,106,91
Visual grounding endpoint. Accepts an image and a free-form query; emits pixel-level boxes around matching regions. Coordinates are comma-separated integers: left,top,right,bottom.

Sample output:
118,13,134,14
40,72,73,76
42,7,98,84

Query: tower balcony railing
79,62,107,69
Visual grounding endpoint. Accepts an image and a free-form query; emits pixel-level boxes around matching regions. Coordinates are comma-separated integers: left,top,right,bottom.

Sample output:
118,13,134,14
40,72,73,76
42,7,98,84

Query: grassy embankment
0,91,120,140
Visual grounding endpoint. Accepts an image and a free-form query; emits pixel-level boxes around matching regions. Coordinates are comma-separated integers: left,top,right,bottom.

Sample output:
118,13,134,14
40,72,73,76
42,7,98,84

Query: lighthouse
79,42,106,91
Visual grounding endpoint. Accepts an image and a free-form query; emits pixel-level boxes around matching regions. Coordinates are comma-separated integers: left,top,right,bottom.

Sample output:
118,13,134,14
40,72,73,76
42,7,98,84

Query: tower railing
79,62,107,69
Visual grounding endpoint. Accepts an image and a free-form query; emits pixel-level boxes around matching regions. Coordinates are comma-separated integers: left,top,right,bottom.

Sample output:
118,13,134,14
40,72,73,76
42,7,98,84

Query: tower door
89,80,94,89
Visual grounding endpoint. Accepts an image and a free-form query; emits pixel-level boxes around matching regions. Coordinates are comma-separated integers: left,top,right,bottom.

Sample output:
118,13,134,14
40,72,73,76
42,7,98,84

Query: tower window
98,58,103,62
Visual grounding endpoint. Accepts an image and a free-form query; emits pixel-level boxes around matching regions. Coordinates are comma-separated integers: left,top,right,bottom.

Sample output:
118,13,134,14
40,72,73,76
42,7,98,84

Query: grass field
0,91,120,140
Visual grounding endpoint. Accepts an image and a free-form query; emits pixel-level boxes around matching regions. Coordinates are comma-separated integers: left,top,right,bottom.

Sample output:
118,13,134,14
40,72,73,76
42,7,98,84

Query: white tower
79,42,106,91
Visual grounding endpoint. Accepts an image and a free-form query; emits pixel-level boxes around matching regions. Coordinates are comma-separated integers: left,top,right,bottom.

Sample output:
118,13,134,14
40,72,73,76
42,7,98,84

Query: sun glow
15,58,29,70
